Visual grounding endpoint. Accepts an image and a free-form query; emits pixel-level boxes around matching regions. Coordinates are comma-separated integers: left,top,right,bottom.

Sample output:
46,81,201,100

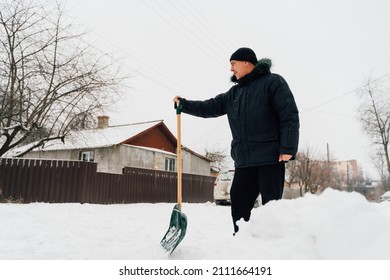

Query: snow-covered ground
1,188,390,279
1,188,390,260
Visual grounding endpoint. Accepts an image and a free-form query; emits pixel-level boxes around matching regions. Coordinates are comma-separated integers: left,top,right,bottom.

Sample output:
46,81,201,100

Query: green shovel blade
160,204,187,254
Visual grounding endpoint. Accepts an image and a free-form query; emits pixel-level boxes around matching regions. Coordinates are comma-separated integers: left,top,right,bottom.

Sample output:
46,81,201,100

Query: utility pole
326,143,330,162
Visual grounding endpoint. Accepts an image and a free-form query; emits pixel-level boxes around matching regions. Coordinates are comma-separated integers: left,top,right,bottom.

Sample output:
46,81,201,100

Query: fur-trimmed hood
231,58,272,85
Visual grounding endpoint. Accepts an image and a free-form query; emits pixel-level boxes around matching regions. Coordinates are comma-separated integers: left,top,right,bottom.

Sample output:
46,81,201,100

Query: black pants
230,163,285,234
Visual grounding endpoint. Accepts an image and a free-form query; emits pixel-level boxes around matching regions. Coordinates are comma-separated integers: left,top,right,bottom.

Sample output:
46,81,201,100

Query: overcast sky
63,0,390,179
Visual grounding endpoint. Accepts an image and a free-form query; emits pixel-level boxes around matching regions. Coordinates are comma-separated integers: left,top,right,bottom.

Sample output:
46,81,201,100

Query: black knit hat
230,47,257,65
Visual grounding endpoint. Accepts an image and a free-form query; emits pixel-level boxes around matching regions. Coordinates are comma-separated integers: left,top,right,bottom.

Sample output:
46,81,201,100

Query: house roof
8,119,211,162
33,120,170,151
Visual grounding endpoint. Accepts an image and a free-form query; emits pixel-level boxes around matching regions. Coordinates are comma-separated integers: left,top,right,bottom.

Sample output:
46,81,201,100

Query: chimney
97,116,109,129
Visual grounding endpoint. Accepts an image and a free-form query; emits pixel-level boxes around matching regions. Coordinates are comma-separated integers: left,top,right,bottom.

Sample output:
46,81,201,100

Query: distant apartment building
330,160,363,188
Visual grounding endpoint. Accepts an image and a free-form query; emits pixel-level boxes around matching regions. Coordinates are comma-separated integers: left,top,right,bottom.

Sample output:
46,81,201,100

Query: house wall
117,145,155,173
24,146,158,174
23,145,210,175
121,146,210,176
95,146,124,173
182,150,210,176
24,150,74,161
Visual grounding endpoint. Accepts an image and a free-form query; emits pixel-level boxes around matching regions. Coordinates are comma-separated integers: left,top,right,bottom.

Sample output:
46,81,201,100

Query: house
17,116,211,175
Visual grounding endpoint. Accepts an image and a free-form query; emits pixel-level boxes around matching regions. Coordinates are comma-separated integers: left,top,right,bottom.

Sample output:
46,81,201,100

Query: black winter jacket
181,58,299,167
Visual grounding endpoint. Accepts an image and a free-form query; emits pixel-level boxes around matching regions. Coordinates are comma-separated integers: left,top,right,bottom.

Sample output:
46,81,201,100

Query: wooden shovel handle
175,103,182,209
174,102,183,211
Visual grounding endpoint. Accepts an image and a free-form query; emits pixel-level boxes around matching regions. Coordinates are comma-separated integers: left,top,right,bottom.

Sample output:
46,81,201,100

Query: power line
62,2,212,99
300,108,357,119
301,72,390,114
184,0,236,48
167,0,233,54
162,0,227,62
141,0,227,71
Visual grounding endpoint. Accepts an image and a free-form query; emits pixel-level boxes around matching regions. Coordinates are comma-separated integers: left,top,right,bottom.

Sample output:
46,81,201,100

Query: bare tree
358,76,390,190
0,0,125,157
286,149,334,196
205,147,229,173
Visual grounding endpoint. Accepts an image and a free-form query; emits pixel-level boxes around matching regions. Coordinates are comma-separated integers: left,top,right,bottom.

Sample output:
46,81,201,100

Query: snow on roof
5,119,211,162
23,120,164,152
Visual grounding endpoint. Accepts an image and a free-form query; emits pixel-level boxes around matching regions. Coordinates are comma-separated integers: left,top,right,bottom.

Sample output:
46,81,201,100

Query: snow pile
1,188,389,260
381,191,390,201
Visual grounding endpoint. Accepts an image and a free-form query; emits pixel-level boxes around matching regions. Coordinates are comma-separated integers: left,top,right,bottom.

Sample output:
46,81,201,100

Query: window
79,150,95,162
165,158,175,172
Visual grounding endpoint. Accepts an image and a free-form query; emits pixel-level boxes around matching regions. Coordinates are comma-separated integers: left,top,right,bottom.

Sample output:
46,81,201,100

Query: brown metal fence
0,158,214,204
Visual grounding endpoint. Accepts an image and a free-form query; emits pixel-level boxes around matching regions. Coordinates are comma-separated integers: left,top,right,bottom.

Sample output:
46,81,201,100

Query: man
173,47,299,234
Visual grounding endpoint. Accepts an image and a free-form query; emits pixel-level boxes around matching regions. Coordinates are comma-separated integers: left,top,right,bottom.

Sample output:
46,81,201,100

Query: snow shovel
160,102,188,254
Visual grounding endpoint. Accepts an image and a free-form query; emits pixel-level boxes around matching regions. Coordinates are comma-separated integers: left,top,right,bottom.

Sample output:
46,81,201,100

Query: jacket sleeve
271,75,300,157
180,92,228,118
